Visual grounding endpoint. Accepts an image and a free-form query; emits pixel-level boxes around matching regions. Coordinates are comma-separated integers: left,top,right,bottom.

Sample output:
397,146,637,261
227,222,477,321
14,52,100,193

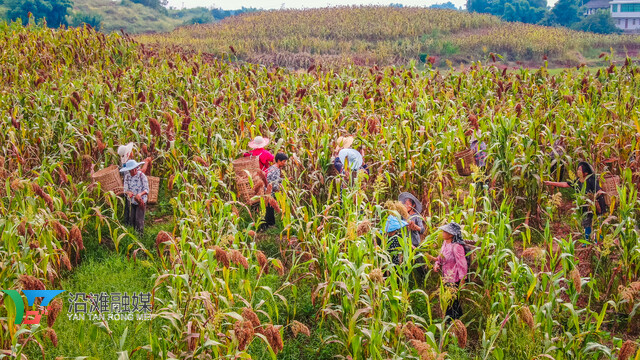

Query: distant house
584,0,611,14
582,0,640,32
610,0,640,32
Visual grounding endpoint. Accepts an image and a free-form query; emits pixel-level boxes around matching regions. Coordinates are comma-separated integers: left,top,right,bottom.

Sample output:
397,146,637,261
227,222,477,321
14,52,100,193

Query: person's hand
426,254,438,262
134,194,143,204
126,191,134,198
433,263,440,272
408,221,420,231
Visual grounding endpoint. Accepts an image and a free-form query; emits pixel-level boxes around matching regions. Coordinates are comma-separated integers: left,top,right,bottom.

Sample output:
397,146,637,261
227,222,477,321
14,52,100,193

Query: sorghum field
1,13,640,360
138,7,640,68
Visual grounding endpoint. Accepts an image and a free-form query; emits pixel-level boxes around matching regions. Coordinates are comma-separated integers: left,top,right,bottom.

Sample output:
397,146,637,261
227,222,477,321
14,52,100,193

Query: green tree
467,0,547,24
6,0,72,27
183,12,214,25
467,0,492,13
550,0,581,26
430,1,458,9
69,11,102,28
572,9,622,33
502,0,546,23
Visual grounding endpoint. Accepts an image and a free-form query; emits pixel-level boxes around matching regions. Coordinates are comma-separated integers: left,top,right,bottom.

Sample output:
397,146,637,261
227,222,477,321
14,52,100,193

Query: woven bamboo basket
147,176,160,205
602,174,620,206
455,149,475,177
233,157,260,178
92,165,124,195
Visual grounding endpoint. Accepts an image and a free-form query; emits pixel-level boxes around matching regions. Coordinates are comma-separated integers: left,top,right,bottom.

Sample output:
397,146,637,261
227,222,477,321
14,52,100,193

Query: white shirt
337,148,363,171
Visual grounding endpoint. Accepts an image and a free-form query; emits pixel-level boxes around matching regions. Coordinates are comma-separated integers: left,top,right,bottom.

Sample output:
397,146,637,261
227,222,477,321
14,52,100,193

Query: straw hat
120,159,145,173
398,192,423,213
248,136,270,149
335,136,354,151
117,143,134,165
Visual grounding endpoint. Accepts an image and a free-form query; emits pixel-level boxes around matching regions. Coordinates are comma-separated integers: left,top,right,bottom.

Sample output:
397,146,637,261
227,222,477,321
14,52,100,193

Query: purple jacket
435,241,468,283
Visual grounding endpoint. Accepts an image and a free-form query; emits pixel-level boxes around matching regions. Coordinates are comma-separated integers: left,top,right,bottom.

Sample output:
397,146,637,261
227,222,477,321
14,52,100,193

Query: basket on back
455,149,475,177
232,157,264,205
91,165,124,195
233,157,260,178
147,176,160,205
602,174,620,207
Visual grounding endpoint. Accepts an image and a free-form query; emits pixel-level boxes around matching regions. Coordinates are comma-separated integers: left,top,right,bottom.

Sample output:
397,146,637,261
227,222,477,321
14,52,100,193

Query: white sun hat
248,136,270,149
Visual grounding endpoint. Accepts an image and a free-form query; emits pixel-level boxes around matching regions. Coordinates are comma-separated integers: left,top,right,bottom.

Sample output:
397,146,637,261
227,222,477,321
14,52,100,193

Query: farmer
120,159,149,235
262,152,289,230
399,192,425,248
244,136,275,173
385,215,409,266
333,136,369,176
426,222,468,320
117,143,153,223
465,118,487,171
544,161,608,243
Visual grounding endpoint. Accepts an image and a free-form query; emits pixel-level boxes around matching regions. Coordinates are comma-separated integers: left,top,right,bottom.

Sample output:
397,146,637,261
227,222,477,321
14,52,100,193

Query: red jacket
244,148,274,172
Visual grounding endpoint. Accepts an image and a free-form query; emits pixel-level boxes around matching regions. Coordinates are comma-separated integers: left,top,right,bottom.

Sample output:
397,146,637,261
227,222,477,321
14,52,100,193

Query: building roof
584,0,610,8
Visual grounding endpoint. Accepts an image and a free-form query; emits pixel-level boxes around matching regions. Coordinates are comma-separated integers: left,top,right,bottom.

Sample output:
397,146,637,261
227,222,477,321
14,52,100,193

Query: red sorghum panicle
242,307,261,328
214,246,229,268
230,249,249,270
44,328,58,347
19,274,45,291
47,298,62,327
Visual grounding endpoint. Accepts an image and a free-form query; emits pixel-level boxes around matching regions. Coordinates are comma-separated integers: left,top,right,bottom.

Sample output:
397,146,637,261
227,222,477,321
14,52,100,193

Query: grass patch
24,252,161,359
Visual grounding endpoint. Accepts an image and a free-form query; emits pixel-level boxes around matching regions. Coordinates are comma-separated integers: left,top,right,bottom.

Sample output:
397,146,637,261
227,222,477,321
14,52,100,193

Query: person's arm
140,157,152,176
416,217,425,235
544,181,570,188
140,174,149,197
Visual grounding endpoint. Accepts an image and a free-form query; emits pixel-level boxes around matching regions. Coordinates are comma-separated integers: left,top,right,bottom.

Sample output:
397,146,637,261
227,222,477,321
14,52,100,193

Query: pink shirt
435,241,467,283
244,148,275,172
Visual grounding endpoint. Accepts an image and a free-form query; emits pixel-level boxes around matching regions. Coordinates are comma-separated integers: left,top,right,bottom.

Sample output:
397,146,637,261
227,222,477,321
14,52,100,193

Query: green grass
22,213,173,358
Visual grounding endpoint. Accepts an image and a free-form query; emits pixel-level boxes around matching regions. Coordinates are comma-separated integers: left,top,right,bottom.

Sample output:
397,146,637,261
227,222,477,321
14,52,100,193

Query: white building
582,0,640,32
609,0,640,31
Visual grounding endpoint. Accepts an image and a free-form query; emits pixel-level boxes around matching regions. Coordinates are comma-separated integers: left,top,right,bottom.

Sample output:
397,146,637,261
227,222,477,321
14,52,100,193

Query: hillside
138,6,640,68
72,0,182,34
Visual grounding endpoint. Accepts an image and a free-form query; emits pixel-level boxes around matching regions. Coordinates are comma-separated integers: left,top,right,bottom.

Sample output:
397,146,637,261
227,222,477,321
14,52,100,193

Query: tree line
467,0,622,33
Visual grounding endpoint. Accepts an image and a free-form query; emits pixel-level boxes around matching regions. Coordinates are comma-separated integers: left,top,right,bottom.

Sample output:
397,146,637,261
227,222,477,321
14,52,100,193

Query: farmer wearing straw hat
544,161,608,244
121,159,149,235
426,222,468,320
385,214,409,266
244,136,275,173
333,136,369,176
